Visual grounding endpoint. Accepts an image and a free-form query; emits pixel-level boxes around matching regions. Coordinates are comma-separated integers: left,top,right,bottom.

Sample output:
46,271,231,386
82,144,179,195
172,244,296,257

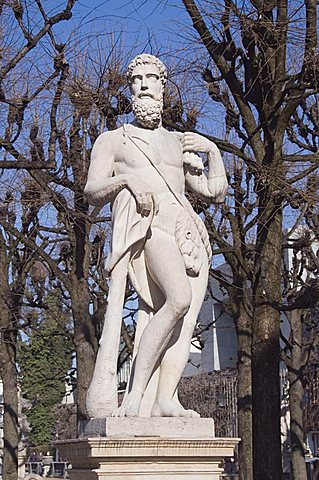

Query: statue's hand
135,192,159,216
181,132,212,154
183,152,204,174
129,179,159,217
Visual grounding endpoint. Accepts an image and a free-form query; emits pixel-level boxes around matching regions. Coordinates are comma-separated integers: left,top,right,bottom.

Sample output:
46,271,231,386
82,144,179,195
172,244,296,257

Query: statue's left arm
181,132,228,204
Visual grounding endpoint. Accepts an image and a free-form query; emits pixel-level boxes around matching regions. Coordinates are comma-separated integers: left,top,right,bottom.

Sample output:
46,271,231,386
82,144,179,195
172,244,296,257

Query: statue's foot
112,390,142,417
151,400,200,418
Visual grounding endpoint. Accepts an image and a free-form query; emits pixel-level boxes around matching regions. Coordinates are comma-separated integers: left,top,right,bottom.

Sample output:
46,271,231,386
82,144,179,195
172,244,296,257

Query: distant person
224,457,238,474
29,452,37,462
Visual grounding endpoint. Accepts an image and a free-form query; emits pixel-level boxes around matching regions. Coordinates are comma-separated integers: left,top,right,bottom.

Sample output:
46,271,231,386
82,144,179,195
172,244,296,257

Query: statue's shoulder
93,127,124,151
96,127,123,141
165,130,183,150
169,130,183,144
171,131,183,139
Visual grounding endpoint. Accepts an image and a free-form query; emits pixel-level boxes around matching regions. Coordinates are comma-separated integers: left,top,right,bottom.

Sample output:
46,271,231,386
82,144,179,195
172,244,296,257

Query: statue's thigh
144,228,191,303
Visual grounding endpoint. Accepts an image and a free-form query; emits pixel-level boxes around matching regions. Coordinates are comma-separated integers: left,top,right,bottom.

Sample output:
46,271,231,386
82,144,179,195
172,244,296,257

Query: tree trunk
0,299,18,480
286,310,307,480
72,280,97,423
71,178,98,425
1,327,18,480
252,201,283,480
289,371,307,480
0,235,18,480
236,302,253,480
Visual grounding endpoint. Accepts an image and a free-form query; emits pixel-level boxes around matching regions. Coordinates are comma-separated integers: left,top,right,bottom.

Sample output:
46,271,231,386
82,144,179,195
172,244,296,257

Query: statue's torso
113,124,185,195
105,124,210,281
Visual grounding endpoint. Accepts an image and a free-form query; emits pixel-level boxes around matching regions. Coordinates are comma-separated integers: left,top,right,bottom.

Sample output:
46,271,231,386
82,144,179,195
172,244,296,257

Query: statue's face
130,63,163,102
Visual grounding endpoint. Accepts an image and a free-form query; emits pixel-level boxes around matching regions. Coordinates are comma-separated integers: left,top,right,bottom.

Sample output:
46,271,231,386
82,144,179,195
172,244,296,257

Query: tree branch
0,219,71,291
182,0,264,161
0,0,76,81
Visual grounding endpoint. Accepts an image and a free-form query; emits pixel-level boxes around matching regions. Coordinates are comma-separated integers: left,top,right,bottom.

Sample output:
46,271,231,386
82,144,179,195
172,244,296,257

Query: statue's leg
86,250,130,418
151,258,209,417
113,229,192,417
126,303,161,417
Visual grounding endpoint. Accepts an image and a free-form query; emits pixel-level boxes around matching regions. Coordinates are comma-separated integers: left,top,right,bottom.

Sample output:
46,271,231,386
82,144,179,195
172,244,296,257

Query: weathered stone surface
79,417,215,438
58,436,239,480
84,53,228,420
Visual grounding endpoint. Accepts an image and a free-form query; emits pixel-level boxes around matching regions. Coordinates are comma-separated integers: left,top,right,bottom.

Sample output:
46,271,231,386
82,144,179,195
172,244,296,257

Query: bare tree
0,3,77,479
0,181,52,480
0,0,76,169
281,216,319,478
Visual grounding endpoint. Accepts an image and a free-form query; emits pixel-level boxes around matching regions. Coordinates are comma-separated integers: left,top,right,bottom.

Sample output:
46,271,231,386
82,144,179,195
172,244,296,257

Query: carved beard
132,97,163,129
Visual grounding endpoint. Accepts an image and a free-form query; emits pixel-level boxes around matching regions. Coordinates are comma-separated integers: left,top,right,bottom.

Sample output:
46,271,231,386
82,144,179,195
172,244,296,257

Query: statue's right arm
84,132,127,206
84,132,157,216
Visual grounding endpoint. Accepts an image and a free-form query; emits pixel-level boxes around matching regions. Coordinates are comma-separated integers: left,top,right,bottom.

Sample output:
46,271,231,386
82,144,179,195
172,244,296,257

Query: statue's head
127,54,167,129
127,54,167,88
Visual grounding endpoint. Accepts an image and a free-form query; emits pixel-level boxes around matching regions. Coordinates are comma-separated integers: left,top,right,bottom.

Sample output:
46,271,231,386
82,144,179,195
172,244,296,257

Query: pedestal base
18,450,26,480
79,417,215,438
58,418,239,480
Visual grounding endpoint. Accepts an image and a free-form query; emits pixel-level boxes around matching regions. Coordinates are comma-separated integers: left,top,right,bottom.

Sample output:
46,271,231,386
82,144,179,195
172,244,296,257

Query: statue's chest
148,133,182,166
119,131,182,169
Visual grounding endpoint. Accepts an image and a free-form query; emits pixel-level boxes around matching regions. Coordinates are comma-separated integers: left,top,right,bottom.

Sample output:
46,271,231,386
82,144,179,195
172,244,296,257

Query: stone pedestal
57,418,239,480
18,449,27,480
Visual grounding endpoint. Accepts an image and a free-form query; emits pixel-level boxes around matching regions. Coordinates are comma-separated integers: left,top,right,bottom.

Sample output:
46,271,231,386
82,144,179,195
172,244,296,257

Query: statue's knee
167,290,191,319
179,300,191,318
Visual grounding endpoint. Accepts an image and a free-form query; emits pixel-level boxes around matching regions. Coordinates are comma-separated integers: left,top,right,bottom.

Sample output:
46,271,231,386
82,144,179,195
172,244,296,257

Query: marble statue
84,54,228,419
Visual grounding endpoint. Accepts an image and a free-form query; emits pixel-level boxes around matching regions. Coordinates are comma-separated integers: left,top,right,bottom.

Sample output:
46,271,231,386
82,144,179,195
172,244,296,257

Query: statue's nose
141,76,148,89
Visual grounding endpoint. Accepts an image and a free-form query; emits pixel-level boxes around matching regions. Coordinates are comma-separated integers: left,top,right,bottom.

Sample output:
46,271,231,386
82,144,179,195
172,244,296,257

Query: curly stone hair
127,53,167,86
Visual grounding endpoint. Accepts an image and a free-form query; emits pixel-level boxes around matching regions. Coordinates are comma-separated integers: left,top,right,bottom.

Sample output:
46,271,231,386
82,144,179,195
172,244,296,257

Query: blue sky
62,0,189,56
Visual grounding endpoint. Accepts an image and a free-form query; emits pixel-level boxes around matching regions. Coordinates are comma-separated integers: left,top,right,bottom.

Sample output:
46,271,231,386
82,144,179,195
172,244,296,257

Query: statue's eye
131,75,142,84
147,74,159,82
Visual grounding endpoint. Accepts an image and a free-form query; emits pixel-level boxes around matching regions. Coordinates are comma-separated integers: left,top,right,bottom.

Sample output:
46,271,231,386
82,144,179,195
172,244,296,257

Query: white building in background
62,377,77,405
184,267,238,377
191,227,319,378
200,298,237,372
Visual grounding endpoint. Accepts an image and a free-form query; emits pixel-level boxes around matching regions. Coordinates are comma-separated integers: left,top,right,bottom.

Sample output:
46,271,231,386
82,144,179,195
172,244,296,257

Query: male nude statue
84,54,228,418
